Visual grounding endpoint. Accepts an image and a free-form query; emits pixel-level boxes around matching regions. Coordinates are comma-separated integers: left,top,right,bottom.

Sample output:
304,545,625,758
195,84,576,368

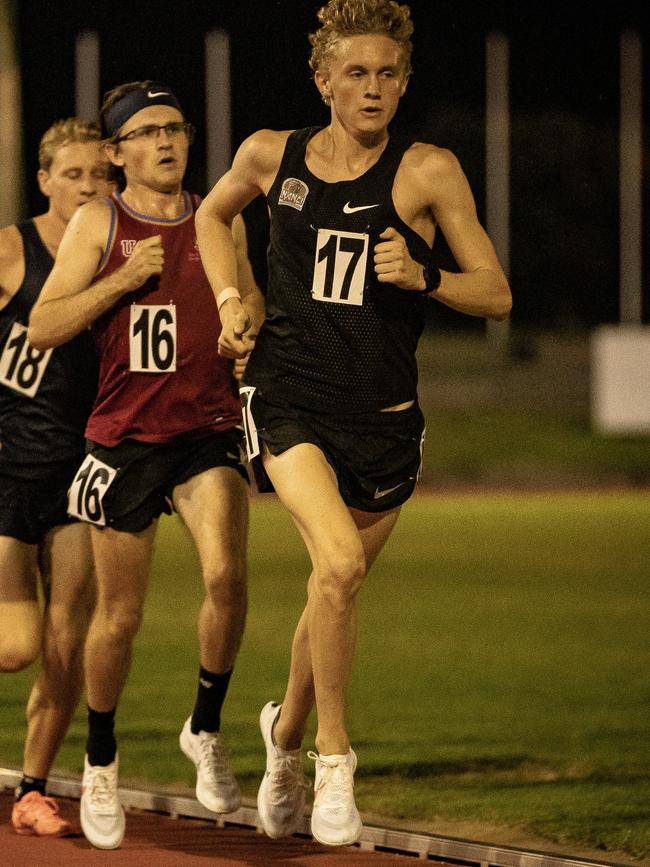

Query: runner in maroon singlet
29,80,264,851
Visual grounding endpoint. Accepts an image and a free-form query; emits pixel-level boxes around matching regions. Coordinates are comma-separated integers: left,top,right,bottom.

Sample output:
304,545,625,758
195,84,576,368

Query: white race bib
129,304,177,372
67,454,117,526
312,228,368,306
239,385,260,460
0,322,53,397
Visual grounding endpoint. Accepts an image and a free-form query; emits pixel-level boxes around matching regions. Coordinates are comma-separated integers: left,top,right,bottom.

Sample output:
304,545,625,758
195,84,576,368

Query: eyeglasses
114,121,195,143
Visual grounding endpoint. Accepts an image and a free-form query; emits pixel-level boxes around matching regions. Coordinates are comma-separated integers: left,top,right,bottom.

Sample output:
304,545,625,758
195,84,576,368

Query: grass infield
1,493,648,858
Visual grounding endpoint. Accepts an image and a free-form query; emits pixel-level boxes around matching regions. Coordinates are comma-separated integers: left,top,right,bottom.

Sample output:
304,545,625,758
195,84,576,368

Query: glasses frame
112,121,196,144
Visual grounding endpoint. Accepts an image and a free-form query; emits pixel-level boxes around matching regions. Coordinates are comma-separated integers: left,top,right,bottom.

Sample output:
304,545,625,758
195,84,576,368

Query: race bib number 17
312,228,368,306
0,322,53,397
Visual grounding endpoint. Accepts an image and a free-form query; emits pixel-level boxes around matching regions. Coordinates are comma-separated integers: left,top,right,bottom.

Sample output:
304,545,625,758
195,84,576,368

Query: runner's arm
28,200,164,349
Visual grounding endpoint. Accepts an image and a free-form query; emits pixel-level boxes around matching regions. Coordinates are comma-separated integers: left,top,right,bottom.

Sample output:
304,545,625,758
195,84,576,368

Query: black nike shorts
69,429,247,533
241,389,425,513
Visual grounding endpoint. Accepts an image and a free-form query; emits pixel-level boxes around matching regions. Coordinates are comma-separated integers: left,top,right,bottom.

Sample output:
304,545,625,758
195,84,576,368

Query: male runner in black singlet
196,0,512,848
0,118,112,837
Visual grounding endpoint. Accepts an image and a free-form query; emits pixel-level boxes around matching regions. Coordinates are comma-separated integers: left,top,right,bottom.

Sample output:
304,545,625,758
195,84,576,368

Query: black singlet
0,220,98,478
242,127,432,413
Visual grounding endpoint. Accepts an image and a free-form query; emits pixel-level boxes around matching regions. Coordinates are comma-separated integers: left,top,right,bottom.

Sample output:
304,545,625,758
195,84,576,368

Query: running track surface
1,793,442,866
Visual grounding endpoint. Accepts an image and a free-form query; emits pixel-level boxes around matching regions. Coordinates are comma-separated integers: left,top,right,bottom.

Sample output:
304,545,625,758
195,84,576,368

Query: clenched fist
373,227,425,291
121,235,164,291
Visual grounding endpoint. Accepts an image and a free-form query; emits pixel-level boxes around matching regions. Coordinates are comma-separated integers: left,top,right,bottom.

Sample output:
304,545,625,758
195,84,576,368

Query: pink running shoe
11,791,72,837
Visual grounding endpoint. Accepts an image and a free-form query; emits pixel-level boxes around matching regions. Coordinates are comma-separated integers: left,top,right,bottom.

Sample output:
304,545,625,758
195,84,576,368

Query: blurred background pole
619,30,643,325
205,29,231,189
485,31,511,347
0,0,23,225
75,30,100,122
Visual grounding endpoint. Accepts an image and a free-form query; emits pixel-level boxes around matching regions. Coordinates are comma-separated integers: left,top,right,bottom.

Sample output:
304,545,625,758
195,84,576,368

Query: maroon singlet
85,192,240,447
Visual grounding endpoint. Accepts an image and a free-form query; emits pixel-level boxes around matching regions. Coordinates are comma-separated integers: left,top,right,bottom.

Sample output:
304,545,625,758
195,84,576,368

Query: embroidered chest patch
278,177,309,211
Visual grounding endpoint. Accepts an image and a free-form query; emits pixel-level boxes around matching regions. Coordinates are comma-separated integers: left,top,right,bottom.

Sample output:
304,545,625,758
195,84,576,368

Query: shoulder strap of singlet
277,127,322,171
15,219,54,270
96,195,118,275
372,129,413,178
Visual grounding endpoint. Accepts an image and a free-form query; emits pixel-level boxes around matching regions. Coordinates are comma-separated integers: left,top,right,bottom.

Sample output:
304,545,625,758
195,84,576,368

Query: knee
45,613,88,670
313,545,366,612
0,635,40,672
97,599,143,644
203,558,247,608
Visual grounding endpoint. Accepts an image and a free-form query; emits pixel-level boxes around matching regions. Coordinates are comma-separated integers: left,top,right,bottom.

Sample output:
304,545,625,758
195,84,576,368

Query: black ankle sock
86,706,117,766
15,775,47,801
190,666,233,734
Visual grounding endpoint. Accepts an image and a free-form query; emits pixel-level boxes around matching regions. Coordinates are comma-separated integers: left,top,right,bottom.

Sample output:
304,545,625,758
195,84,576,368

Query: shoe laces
308,752,353,812
268,753,309,805
198,733,235,782
86,765,119,810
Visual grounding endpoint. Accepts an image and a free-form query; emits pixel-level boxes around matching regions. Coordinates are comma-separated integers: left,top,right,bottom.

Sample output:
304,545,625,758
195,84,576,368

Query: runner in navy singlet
0,118,112,838
196,0,512,848
29,80,264,850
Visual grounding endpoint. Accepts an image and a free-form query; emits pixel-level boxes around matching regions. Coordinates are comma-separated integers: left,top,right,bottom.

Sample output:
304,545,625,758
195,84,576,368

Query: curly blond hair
38,118,102,172
309,0,414,77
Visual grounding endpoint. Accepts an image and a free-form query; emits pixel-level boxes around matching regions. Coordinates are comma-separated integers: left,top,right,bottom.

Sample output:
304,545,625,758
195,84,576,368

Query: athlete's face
37,141,113,223
107,105,190,194
315,34,408,136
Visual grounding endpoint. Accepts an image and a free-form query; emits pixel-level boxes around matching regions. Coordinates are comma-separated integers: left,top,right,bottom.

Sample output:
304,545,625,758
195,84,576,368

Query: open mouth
158,156,176,166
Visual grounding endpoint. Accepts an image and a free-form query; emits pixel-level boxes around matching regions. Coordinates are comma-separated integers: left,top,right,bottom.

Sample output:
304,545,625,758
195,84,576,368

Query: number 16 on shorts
68,454,117,526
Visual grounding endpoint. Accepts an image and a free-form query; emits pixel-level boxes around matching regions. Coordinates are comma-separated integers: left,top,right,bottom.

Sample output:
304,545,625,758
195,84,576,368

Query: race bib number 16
129,304,177,372
312,228,368,306
67,454,117,526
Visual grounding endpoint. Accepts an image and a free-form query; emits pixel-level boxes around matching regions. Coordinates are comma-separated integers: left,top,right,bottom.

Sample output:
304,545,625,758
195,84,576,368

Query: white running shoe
80,754,125,850
257,701,309,838
179,716,241,813
309,748,362,847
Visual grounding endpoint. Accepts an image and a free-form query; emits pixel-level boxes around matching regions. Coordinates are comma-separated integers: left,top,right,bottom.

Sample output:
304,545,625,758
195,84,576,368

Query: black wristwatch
415,263,442,295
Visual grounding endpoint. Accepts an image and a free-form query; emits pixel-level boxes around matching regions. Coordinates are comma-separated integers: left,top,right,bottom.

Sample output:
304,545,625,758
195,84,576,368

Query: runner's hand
120,235,164,291
218,300,256,358
233,353,251,381
374,227,425,291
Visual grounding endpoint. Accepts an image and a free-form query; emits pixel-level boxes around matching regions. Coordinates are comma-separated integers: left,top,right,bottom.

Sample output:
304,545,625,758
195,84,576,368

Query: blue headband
104,83,183,137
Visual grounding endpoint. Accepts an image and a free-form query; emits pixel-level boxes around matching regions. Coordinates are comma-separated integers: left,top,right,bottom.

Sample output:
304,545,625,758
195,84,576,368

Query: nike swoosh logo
373,481,407,499
343,202,380,214
148,90,169,98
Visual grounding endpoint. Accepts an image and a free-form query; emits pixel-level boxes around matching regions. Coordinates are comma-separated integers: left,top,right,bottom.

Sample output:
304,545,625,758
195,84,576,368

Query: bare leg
263,444,401,756
22,522,95,779
84,524,156,712
173,466,249,675
0,536,41,672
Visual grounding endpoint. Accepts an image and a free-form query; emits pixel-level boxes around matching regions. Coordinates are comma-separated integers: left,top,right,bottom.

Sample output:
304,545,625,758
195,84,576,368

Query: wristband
415,264,442,296
216,286,241,310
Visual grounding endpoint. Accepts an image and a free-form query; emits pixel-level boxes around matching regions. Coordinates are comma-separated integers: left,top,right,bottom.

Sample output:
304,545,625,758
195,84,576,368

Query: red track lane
1,794,424,866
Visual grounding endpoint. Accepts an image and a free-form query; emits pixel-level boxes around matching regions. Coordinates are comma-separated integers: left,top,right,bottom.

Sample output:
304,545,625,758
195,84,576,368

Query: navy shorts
70,429,247,533
242,390,425,513
0,465,80,545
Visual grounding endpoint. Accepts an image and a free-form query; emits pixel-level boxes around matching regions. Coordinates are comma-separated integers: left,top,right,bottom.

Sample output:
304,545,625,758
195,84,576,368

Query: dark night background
15,0,650,329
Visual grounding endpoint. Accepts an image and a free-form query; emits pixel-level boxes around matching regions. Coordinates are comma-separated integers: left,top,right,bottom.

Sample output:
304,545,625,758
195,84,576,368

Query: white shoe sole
80,796,125,850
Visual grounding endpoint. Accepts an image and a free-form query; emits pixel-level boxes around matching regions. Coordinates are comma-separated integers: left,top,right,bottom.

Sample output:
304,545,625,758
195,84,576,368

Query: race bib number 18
129,304,177,372
0,322,53,397
312,228,368,306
